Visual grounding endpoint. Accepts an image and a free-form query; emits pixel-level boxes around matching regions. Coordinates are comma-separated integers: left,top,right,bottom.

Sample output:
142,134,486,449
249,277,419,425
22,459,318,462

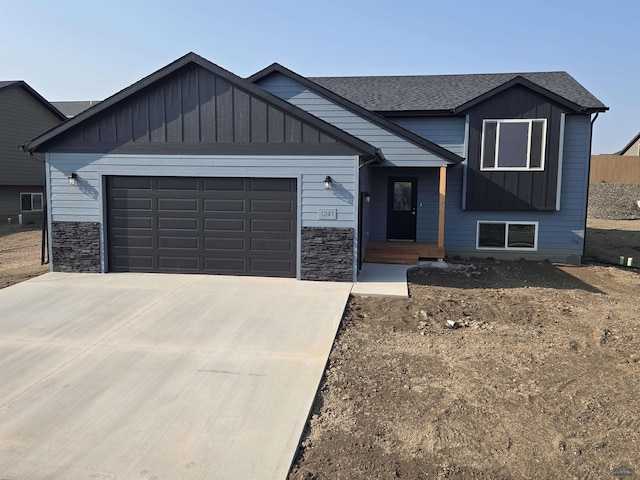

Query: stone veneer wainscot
300,227,354,281
51,221,101,273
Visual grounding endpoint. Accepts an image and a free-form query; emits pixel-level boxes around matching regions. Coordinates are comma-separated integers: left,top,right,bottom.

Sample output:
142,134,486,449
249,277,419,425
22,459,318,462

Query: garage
107,176,297,277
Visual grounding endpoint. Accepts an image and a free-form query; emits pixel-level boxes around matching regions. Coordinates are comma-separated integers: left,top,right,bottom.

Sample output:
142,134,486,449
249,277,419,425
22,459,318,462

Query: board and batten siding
443,114,591,262
256,74,449,167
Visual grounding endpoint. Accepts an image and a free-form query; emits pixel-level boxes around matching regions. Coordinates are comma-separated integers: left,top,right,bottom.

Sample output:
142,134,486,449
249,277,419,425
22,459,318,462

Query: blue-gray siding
257,74,451,167
47,153,359,274
388,117,466,158
443,114,590,261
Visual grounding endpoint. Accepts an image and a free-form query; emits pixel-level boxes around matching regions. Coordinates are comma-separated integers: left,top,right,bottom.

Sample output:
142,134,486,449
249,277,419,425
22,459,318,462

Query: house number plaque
318,208,337,220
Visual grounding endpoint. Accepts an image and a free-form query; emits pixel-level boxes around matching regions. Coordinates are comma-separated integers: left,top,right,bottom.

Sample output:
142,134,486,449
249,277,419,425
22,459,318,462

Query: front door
387,177,417,240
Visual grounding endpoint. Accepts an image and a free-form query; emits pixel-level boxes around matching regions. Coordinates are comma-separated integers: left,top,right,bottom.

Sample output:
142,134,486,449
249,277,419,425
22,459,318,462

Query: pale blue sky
1,0,638,153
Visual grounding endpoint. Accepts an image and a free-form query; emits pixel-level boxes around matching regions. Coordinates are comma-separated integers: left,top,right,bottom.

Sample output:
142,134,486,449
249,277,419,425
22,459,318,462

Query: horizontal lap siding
389,117,466,157
0,87,62,185
47,153,358,228
444,115,591,259
257,74,447,167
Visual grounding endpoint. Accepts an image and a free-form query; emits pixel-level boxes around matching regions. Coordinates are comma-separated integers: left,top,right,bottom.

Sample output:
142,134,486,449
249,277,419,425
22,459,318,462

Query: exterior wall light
324,176,332,190
363,192,371,203
68,172,79,186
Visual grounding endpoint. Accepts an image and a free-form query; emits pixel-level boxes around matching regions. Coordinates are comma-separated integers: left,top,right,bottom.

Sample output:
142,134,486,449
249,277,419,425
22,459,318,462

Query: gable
254,70,461,167
464,84,568,211
0,86,64,185
26,55,378,159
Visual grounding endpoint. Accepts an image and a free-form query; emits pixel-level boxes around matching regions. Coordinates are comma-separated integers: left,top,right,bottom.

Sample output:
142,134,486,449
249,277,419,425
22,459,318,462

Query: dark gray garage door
107,176,297,277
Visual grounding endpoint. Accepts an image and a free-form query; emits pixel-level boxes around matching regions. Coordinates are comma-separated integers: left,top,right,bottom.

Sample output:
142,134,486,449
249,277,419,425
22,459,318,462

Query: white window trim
476,220,539,251
20,192,43,212
480,119,547,172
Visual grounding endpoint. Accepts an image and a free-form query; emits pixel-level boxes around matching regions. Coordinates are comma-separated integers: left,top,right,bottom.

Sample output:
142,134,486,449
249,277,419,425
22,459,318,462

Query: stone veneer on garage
51,221,101,273
301,227,354,281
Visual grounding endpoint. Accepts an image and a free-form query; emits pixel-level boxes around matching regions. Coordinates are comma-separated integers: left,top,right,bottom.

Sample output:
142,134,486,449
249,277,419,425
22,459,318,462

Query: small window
20,193,43,212
477,221,538,250
481,119,546,171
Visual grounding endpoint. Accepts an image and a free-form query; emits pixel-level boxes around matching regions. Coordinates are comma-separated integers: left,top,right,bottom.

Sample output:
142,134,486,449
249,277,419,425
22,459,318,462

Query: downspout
23,148,49,265
582,112,600,262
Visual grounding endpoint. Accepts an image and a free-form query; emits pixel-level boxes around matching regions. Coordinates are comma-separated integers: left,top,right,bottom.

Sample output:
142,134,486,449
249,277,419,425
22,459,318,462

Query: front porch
363,241,444,264
361,165,448,265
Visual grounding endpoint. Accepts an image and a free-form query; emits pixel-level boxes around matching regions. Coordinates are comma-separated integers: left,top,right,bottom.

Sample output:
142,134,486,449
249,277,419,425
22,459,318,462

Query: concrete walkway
351,262,412,297
0,272,352,480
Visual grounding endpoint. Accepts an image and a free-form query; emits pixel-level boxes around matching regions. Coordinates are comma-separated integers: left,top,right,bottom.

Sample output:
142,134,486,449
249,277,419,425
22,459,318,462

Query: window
20,193,43,212
481,119,546,171
477,221,538,250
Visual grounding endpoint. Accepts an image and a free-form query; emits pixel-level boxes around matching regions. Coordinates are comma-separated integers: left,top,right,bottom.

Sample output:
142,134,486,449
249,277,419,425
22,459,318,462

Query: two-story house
23,53,607,280
0,81,66,224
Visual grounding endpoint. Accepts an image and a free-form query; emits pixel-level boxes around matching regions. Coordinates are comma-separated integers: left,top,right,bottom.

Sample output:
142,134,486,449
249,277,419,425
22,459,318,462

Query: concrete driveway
0,272,352,479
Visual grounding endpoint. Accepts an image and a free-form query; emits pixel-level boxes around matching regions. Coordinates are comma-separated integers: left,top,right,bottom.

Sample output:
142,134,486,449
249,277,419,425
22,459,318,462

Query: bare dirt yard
1,219,638,478
0,224,48,289
290,222,640,479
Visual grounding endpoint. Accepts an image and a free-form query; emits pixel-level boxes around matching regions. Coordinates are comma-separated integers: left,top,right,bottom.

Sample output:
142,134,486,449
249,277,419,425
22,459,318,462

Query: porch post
438,166,447,252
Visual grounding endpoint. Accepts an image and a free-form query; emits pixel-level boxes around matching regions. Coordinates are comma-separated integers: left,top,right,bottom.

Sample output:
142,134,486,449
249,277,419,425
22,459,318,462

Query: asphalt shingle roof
309,72,606,112
51,100,100,118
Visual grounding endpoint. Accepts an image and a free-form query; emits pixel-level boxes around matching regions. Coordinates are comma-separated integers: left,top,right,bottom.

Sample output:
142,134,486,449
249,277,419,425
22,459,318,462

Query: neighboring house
0,81,66,224
52,101,100,119
23,53,607,281
617,131,640,156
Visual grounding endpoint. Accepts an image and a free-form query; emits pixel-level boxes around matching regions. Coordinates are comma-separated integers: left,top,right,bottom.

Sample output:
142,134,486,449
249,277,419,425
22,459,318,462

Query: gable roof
0,81,67,120
309,71,608,114
248,64,464,164
52,100,100,118
24,53,380,159
617,131,640,155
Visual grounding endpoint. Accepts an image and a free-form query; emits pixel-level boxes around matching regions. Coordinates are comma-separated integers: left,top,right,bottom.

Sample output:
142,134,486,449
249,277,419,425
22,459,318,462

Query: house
617,131,640,156
52,101,101,119
0,81,66,224
23,53,607,281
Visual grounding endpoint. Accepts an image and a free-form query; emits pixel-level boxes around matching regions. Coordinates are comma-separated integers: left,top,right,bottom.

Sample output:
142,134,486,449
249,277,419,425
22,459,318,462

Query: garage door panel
203,199,246,213
110,197,153,210
250,238,293,253
204,218,245,232
250,199,293,213
157,177,198,190
157,198,199,211
111,216,153,229
203,178,245,191
204,237,245,251
158,256,199,270
158,236,200,249
251,219,294,233
157,217,199,231
107,176,296,277
112,254,154,269
112,234,153,248
204,257,246,272
251,258,294,274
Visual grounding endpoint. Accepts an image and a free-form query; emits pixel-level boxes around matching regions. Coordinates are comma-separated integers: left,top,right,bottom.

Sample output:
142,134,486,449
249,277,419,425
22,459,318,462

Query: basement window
481,119,546,171
20,193,43,212
477,221,538,250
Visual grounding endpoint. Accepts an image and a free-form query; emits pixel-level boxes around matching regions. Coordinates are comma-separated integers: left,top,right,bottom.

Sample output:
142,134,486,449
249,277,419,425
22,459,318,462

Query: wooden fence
590,155,640,183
